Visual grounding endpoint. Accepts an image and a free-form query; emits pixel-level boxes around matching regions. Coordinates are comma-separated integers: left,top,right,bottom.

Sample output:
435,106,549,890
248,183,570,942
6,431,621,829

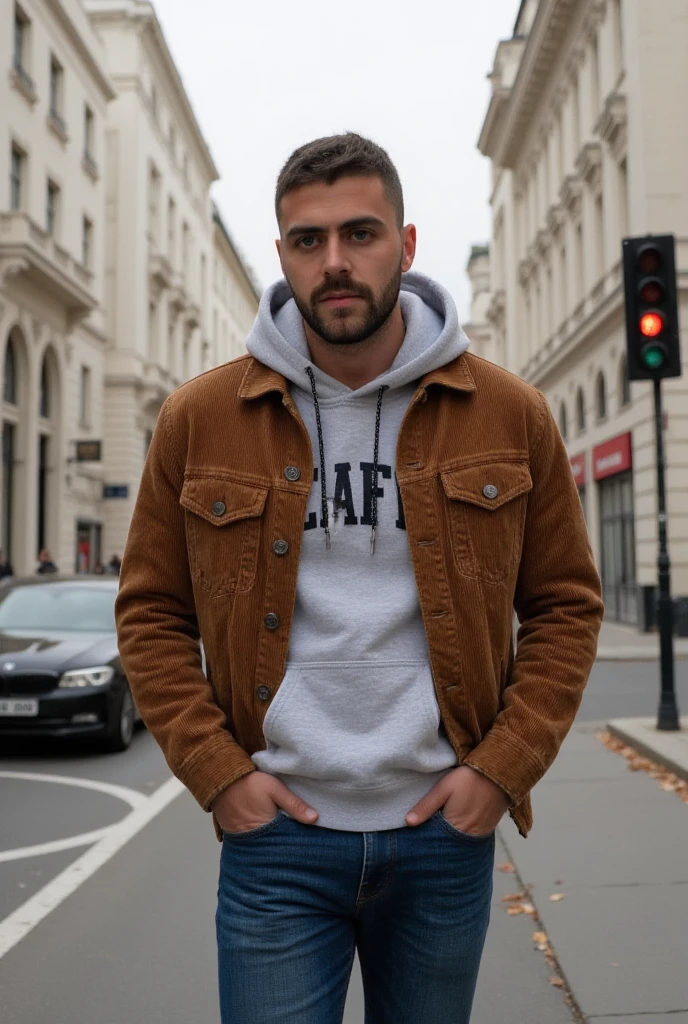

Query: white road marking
0,770,148,864
0,774,185,959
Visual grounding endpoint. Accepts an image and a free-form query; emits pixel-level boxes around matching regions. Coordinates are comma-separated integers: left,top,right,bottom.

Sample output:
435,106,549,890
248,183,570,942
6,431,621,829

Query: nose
322,234,353,279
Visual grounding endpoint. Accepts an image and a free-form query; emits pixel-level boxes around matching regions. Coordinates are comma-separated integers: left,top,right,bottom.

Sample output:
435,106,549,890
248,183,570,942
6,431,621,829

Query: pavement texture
595,619,688,661
608,715,688,782
501,722,688,1021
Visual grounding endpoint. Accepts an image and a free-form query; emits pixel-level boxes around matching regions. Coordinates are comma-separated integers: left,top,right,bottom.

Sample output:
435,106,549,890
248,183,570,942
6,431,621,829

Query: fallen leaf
532,931,548,944
549,893,566,902
501,892,526,903
506,906,526,916
521,902,536,916
497,861,516,873
549,977,564,988
555,879,564,886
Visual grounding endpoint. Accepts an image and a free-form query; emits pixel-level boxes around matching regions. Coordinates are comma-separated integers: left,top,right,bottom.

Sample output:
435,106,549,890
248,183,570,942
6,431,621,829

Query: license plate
0,699,39,717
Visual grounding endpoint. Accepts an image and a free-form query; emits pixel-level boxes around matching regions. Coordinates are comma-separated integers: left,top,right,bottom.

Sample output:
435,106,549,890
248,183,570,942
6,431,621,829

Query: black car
0,576,139,751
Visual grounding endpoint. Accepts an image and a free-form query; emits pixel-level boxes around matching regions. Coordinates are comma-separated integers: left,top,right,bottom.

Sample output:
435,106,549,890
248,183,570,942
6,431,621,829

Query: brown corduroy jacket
115,350,604,839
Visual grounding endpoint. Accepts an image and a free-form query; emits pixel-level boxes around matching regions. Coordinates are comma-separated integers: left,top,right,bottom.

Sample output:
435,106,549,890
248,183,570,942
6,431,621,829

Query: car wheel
103,684,135,752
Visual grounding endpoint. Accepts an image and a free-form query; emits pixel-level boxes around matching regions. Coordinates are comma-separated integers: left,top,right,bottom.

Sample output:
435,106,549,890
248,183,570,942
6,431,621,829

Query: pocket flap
441,462,532,511
180,476,268,525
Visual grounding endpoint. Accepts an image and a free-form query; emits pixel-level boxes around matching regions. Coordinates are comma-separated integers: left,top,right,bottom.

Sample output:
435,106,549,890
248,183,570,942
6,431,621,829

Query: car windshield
0,585,116,632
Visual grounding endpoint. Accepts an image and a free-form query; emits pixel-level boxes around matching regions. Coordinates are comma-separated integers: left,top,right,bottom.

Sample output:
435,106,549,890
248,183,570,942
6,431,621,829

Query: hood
245,270,470,400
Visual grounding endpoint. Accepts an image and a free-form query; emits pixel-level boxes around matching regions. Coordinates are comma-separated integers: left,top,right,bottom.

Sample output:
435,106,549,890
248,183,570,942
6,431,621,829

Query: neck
302,303,406,390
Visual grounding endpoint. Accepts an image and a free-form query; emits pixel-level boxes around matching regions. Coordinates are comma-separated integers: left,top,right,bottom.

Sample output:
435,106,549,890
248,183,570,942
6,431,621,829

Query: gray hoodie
245,271,469,831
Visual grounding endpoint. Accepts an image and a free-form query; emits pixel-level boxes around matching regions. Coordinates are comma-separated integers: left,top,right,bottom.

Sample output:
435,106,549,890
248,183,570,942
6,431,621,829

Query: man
36,549,58,574
116,133,603,1024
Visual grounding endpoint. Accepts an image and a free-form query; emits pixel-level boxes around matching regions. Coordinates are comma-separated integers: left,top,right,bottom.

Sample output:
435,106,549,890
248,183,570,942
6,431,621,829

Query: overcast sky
153,0,519,320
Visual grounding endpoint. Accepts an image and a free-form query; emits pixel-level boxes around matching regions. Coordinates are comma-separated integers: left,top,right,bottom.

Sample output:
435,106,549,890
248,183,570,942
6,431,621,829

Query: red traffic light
640,312,664,338
638,246,662,275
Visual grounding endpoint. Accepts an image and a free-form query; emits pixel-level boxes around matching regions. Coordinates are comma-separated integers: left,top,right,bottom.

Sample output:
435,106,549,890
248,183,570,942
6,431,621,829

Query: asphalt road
1,656,685,1023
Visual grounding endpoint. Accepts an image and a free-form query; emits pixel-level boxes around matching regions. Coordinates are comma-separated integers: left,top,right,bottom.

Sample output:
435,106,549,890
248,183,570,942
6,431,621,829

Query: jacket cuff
463,729,545,807
176,733,256,811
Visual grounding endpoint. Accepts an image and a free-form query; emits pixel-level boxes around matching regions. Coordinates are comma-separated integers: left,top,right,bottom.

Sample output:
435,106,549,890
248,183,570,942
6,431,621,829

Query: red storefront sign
593,432,633,481
570,453,586,486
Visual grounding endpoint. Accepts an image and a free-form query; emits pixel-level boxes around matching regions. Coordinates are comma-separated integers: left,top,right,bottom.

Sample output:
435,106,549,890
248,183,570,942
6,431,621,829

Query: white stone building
1,0,115,576
0,0,259,577
478,0,688,632
463,244,497,364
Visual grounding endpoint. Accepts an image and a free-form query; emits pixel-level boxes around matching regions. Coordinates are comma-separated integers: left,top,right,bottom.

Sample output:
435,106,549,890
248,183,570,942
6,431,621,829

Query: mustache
311,278,374,304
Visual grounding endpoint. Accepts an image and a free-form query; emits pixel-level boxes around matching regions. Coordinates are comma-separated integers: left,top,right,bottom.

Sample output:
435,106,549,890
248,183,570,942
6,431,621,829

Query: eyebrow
286,215,386,238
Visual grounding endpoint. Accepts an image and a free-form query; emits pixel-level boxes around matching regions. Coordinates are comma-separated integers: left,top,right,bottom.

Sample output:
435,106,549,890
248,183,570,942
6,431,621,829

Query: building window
596,372,607,421
619,354,631,408
40,358,50,418
595,194,604,282
576,387,586,434
619,160,628,238
82,216,92,268
559,245,568,318
49,54,65,131
559,402,568,441
4,339,17,404
80,366,91,426
151,84,158,122
10,145,24,211
46,180,60,236
84,105,94,159
13,5,30,79
591,35,600,117
168,121,176,159
576,222,584,303
167,197,176,262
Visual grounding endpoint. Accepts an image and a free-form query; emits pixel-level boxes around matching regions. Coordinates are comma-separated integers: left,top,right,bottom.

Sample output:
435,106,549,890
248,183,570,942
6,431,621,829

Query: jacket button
264,612,280,630
272,539,289,556
482,484,499,500
212,500,226,516
256,685,271,701
284,466,301,482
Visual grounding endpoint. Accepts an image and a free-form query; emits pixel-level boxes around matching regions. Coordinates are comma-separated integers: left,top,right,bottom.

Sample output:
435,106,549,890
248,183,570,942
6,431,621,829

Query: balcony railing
0,211,95,319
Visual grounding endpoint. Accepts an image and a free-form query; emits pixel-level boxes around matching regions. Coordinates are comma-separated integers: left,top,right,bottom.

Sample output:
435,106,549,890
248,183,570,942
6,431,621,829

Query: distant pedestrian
0,551,13,580
108,554,121,576
36,549,58,574
94,561,105,575
116,133,604,1024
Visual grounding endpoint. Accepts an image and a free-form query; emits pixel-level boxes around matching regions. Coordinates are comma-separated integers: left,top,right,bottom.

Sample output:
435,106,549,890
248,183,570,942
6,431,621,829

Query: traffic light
622,234,681,381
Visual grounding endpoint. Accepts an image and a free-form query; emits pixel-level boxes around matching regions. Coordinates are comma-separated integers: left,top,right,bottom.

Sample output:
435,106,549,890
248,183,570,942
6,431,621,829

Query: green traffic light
642,346,666,369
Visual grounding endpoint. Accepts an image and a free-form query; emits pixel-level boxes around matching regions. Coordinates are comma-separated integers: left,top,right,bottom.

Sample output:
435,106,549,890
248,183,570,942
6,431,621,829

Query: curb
607,717,688,784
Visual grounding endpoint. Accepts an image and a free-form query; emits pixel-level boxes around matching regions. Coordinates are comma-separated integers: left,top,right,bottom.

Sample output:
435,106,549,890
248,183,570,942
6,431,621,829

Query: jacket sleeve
464,392,604,805
115,397,256,810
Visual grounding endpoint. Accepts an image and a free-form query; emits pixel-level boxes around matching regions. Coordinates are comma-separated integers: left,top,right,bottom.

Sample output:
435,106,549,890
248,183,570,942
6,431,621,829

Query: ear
401,224,417,273
275,237,284,271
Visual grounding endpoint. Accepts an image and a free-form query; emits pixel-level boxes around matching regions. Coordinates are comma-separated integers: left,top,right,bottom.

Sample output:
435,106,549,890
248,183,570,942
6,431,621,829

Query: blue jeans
216,809,494,1023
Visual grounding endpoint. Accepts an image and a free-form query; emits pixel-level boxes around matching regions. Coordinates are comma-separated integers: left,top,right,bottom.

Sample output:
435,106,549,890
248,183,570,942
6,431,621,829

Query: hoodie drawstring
305,367,331,550
305,367,388,554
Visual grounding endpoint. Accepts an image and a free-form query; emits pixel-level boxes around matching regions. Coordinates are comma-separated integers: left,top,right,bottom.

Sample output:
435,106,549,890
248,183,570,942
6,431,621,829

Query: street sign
75,440,102,462
103,485,128,499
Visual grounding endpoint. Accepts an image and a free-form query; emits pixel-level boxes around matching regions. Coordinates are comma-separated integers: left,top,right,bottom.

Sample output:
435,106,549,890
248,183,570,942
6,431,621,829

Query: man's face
276,175,416,346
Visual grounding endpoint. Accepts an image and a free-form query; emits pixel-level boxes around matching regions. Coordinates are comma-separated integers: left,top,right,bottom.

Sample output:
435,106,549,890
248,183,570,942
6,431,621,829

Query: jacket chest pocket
441,462,532,584
180,476,268,597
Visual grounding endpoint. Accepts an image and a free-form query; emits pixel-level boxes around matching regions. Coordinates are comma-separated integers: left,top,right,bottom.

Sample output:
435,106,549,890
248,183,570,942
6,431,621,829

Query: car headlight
58,666,115,689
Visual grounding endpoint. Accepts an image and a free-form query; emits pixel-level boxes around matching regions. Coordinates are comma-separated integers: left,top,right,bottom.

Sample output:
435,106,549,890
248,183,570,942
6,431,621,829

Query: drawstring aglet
325,528,331,550
370,527,376,556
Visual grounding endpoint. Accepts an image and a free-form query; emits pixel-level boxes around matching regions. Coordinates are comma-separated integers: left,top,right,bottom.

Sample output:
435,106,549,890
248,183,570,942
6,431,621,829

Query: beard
287,260,403,346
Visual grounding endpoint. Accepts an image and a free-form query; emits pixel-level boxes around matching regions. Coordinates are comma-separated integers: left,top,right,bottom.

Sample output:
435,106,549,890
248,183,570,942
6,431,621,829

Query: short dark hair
275,132,404,228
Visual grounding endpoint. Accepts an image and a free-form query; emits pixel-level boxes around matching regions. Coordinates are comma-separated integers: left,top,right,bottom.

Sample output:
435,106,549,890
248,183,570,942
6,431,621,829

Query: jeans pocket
434,810,495,843
222,809,288,841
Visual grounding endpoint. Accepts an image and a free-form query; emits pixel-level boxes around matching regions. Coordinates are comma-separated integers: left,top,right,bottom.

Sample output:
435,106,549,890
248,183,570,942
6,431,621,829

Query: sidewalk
596,619,688,661
494,722,688,1022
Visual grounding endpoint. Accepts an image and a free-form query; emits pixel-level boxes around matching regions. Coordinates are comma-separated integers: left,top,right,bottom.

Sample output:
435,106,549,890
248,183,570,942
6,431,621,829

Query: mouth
320,294,363,308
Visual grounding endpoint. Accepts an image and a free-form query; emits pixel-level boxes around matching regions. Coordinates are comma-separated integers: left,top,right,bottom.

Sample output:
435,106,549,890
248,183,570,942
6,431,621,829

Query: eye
352,229,371,242
297,235,317,248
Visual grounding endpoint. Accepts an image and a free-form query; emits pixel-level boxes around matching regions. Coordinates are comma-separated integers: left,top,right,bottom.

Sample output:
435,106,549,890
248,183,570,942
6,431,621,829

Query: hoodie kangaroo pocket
253,661,456,789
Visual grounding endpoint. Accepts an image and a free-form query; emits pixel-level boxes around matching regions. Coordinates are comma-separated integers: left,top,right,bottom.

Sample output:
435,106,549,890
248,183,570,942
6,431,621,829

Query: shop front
594,432,636,625
570,451,587,522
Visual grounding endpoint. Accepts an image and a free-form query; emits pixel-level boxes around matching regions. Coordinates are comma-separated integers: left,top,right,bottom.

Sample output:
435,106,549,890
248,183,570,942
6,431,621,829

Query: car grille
0,673,60,695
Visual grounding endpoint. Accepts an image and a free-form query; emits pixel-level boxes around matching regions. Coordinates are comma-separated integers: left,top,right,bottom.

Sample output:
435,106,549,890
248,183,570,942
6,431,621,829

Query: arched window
596,371,607,421
576,387,586,434
3,338,16,404
40,358,50,418
559,402,568,441
619,354,631,407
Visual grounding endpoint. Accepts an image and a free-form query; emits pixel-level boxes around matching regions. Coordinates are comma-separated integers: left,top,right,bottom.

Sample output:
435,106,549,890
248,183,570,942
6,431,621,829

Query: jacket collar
238,352,476,401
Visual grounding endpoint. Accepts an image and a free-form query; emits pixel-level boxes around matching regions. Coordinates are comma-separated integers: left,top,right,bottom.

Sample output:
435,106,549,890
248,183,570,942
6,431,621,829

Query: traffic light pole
653,378,680,730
